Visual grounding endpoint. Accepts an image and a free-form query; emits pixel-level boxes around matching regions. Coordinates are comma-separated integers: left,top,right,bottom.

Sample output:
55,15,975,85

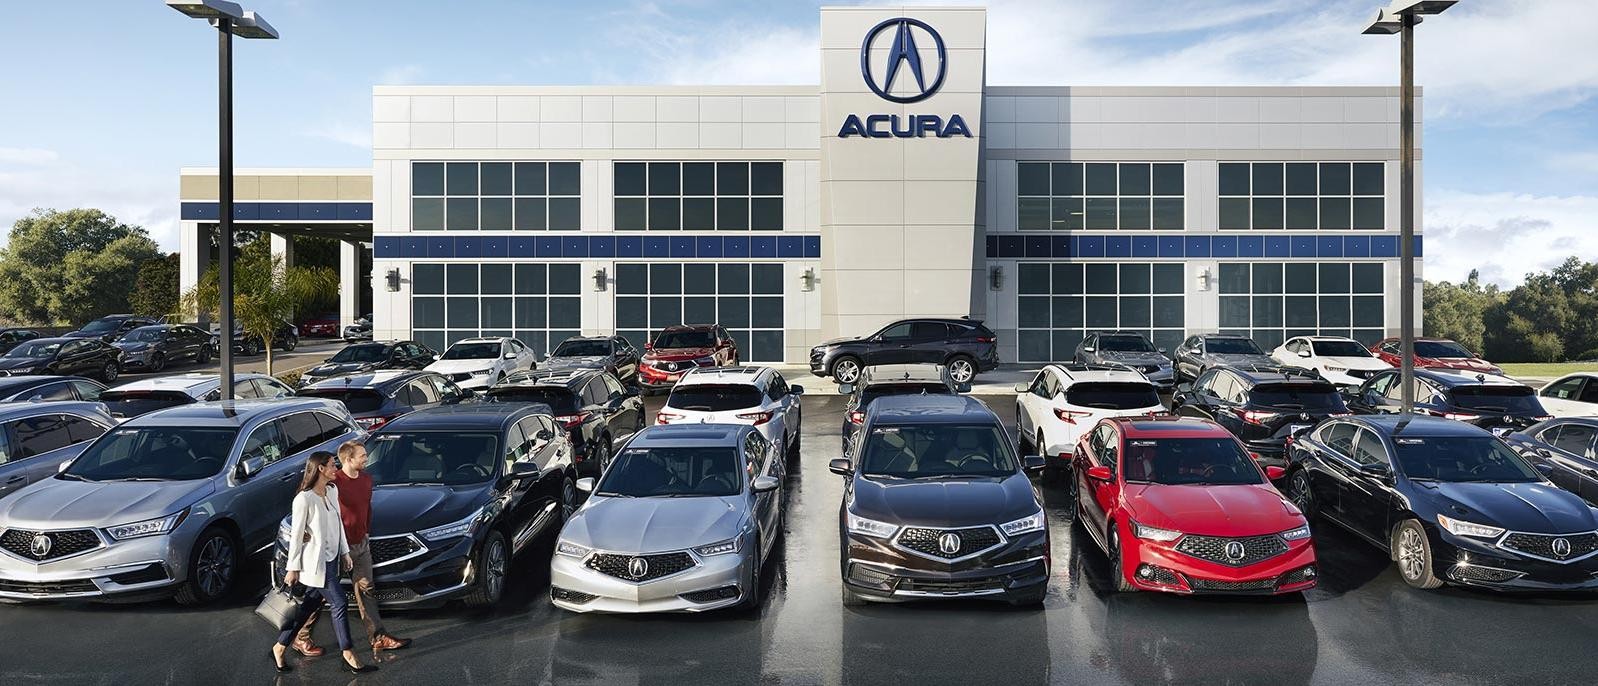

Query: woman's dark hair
297,451,336,492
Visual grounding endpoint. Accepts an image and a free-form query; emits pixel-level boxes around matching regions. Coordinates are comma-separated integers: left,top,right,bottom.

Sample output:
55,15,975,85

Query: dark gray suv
809,318,1000,386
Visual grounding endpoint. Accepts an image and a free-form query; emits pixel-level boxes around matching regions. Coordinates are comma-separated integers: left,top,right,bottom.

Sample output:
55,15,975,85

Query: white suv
1013,363,1166,482
425,336,539,390
656,366,804,460
1269,336,1391,388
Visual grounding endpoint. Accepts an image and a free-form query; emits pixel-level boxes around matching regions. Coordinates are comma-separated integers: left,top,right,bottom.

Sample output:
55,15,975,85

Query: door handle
4,476,23,484
277,473,296,481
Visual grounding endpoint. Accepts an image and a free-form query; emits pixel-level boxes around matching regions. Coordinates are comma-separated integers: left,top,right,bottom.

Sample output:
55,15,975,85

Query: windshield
860,383,952,407
96,391,196,420
1098,335,1156,353
442,342,499,360
1452,386,1545,414
596,446,741,497
65,427,238,481
653,330,715,349
122,327,167,343
486,387,578,414
1312,340,1372,357
1122,438,1264,485
78,318,121,334
553,340,612,357
330,345,389,364
666,385,763,412
1416,341,1473,358
859,424,1018,478
1206,338,1263,355
297,389,386,414
1249,383,1347,411
1394,436,1541,483
1066,382,1162,410
364,431,500,485
5,341,60,359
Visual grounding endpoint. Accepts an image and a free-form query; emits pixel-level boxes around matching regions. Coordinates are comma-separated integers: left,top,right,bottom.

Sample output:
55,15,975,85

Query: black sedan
1283,414,1598,591
296,369,471,431
113,324,214,371
544,335,641,384
299,340,437,385
63,314,158,343
0,328,41,355
213,322,299,356
0,337,121,382
272,404,578,608
1505,418,1598,506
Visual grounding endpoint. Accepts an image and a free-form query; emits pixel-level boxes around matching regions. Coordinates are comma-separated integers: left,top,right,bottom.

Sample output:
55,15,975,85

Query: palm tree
183,238,338,376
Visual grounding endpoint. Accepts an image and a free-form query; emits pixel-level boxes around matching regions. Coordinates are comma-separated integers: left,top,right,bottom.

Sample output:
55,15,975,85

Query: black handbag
254,584,305,632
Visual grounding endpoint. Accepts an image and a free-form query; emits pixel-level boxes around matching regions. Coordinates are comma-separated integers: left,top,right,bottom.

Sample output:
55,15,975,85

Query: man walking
292,440,412,658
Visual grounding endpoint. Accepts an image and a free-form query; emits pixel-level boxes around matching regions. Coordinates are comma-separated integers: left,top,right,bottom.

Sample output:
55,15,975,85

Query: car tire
592,438,614,476
560,476,578,520
1285,468,1316,518
946,355,977,384
244,339,260,356
281,335,297,352
830,356,863,384
1108,527,1137,593
149,353,165,373
174,526,238,606
463,530,509,607
1393,519,1444,590
196,346,212,364
100,361,119,383
738,537,764,611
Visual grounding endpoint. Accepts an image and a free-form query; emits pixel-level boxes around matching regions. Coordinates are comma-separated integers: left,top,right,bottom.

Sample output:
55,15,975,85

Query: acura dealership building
177,5,1421,364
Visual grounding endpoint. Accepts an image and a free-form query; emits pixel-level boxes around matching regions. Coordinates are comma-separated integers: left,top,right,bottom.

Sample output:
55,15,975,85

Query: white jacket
284,486,350,589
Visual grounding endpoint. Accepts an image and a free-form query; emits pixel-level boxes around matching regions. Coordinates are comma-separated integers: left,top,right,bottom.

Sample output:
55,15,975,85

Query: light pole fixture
800,268,817,292
385,269,401,293
989,266,1004,291
168,0,277,401
593,268,609,292
1362,0,1454,415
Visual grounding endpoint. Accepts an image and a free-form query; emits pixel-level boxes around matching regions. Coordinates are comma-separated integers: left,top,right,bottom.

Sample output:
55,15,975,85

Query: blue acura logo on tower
860,17,946,103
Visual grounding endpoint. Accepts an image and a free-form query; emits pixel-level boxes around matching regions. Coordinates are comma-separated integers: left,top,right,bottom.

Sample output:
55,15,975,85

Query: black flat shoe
345,662,379,674
270,649,291,673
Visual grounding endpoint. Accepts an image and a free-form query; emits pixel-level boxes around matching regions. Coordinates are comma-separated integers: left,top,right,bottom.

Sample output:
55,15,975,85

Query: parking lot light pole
1363,0,1455,415
167,1,278,400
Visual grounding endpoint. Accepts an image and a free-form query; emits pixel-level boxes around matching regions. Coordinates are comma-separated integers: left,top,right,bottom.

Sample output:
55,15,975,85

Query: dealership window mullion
613,261,784,361
614,161,782,232
411,161,579,231
1017,162,1184,231
411,262,580,355
1217,261,1385,347
1218,162,1384,231
1016,261,1185,363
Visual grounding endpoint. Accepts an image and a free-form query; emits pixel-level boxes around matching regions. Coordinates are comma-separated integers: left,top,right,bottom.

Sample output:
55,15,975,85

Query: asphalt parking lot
3,392,1596,685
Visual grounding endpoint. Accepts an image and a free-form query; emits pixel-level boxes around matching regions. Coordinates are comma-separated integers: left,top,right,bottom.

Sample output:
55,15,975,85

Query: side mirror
643,343,653,351
752,475,780,492
828,458,852,476
789,384,805,396
575,477,595,493
1534,462,1555,477
955,381,972,393
1086,465,1113,481
536,429,555,441
838,383,855,395
1175,383,1192,394
238,456,266,479
1298,350,1312,358
1023,455,1046,474
503,352,517,359
1157,348,1167,355
1082,346,1096,353
1264,465,1287,481
1357,463,1391,478
1013,382,1030,394
58,459,73,474
511,461,540,476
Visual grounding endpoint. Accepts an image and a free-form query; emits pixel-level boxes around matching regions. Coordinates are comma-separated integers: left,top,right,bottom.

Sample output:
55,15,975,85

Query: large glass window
411,161,580,231
412,262,581,354
614,161,783,231
1218,162,1384,230
615,262,784,362
1217,262,1384,348
1016,262,1185,363
1017,162,1184,231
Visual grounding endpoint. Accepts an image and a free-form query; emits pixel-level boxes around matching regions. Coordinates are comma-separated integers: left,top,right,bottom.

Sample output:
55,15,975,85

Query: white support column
340,240,361,327
178,221,211,324
269,231,294,268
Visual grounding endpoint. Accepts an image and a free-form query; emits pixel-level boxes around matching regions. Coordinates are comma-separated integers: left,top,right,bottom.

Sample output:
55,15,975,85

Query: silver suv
0,398,363,604
0,402,117,501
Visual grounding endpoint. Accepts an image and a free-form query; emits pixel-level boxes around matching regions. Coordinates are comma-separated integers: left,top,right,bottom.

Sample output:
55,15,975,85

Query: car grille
586,552,696,582
1142,565,1182,587
1499,532,1598,563
896,526,1004,560
1346,369,1373,379
107,564,169,586
369,535,423,566
1188,576,1279,592
1139,365,1161,374
847,564,895,587
0,529,102,562
679,586,741,603
1174,534,1288,567
896,577,1005,595
0,578,100,595
551,587,599,604
1449,564,1525,583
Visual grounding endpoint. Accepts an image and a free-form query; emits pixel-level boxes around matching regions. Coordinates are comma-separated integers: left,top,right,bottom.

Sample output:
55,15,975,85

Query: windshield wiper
56,473,86,481
594,491,634,498
107,477,168,482
916,473,988,480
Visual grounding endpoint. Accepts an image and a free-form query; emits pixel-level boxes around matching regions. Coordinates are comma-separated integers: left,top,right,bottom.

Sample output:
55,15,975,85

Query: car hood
545,355,608,369
849,473,1039,528
1123,483,1302,537
1319,356,1390,370
114,342,151,352
1201,353,1274,367
645,347,715,361
815,336,863,348
0,477,212,530
0,358,49,371
60,331,98,339
307,362,377,376
1100,351,1170,365
1416,481,1598,533
1420,357,1496,371
424,359,495,375
562,495,746,553
369,483,493,536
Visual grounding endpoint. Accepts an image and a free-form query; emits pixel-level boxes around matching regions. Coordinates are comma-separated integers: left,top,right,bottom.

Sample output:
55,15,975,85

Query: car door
1539,376,1590,417
1535,423,1598,502
1015,370,1050,441
1361,371,1400,413
1175,369,1227,422
1074,425,1111,536
903,321,954,365
744,431,781,546
0,415,101,498
769,371,800,445
425,373,466,405
1327,427,1395,543
866,321,917,365
497,420,543,554
231,418,297,545
1176,336,1202,378
611,337,639,380
1300,421,1357,518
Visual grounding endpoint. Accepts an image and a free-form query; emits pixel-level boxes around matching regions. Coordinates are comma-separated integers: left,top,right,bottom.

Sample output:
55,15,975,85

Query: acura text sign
839,17,972,139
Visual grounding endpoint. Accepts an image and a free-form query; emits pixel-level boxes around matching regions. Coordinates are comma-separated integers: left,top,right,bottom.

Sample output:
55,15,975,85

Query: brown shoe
291,636,325,658
372,634,412,651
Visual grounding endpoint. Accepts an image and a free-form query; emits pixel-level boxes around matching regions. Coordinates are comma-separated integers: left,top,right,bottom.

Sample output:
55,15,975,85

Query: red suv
638,324,739,393
1370,337,1503,375
1074,416,1317,595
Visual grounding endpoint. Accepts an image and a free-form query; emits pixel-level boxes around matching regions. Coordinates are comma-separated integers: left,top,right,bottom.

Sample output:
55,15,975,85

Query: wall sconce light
1196,267,1212,292
989,266,1004,291
593,267,608,292
800,268,817,292
385,268,401,292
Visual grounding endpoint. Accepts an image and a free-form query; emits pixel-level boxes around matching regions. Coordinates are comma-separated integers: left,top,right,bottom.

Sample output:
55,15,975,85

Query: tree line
1425,258,1598,363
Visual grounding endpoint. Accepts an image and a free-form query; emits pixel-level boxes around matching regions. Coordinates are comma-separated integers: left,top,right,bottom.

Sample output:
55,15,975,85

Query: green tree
0,208,161,324
183,238,338,375
1422,270,1501,355
130,254,182,319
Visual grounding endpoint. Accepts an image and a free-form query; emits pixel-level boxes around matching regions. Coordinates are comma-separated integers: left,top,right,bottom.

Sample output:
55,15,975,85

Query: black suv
1073,332,1176,390
1172,365,1349,468
64,314,158,343
810,318,999,386
1172,333,1274,382
297,369,471,431
831,394,1048,606
215,322,299,356
1344,368,1550,436
485,369,644,476
299,340,438,385
838,364,970,451
544,335,641,385
273,404,578,608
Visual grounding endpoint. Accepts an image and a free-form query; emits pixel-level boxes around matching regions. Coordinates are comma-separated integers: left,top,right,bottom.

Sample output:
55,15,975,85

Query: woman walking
270,451,378,675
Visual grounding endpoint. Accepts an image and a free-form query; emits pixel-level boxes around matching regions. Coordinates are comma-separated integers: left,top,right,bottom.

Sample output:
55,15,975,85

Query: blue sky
1,0,1593,285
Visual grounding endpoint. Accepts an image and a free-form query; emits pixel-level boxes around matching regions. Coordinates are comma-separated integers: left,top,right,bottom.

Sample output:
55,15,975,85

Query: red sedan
1074,416,1317,595
298,313,340,338
1370,337,1504,375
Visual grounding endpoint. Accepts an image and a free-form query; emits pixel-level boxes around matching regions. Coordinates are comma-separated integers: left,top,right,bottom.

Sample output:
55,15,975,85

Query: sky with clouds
1,0,1593,286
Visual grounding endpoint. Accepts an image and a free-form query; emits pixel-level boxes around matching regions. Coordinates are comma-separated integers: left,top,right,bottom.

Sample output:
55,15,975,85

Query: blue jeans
276,559,352,652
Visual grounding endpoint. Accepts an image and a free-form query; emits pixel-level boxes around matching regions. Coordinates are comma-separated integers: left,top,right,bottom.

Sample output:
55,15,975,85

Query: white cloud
308,120,372,149
0,165,177,252
0,148,59,165
1423,190,1598,286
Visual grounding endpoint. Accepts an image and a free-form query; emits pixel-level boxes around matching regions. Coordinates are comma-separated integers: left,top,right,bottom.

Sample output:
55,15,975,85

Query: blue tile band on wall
180,202,374,221
984,234,1421,259
374,234,822,260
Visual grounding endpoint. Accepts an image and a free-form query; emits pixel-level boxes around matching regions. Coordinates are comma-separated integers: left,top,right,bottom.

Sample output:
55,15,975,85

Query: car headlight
1437,514,1504,539
1001,511,1046,536
470,369,491,377
1323,365,1347,373
692,538,740,556
694,356,715,366
1131,520,1182,542
555,540,591,558
418,506,487,542
106,509,189,541
846,512,899,538
1280,524,1312,541
275,516,291,548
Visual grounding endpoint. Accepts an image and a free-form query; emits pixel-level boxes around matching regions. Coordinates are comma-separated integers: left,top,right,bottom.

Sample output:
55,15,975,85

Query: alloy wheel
595,441,613,474
1398,527,1426,581
484,539,507,601
1288,472,1313,513
102,362,118,382
948,359,975,383
561,478,577,518
150,353,165,372
833,359,861,384
195,536,234,600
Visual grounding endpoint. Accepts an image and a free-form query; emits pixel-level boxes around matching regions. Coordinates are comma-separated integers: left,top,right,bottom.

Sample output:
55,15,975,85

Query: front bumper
116,351,156,368
1124,535,1317,595
1432,530,1598,591
272,534,478,609
639,363,694,390
550,548,751,613
0,531,189,602
840,529,1049,603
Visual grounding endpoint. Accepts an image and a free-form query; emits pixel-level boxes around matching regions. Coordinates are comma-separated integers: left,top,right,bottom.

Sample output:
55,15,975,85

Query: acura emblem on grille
30,534,51,558
627,557,648,579
1224,541,1246,561
938,533,961,555
1299,413,1310,421
1553,538,1572,558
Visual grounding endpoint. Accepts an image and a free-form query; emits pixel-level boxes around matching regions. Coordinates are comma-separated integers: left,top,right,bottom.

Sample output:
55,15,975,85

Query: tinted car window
859,424,1017,477
13,415,75,458
6,340,61,359
653,330,716,348
242,421,288,464
909,322,950,341
96,390,195,419
441,342,499,360
32,382,77,402
1321,423,1358,454
596,446,740,497
1414,341,1472,358
299,389,386,414
365,432,501,485
553,339,611,357
1393,436,1540,482
280,413,325,454
487,387,580,414
666,385,764,412
1311,340,1372,357
330,345,390,363
1550,425,1598,457
1097,335,1156,352
1248,382,1345,411
65,427,239,481
1451,386,1543,414
1122,438,1263,486
860,383,951,407
63,415,107,443
1205,338,1264,354
1067,382,1161,410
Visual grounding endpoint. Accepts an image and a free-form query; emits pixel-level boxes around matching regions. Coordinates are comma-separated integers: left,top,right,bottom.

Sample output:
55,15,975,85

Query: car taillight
1438,411,1480,421
554,412,588,429
1232,408,1277,426
1534,415,1553,422
355,415,391,430
737,411,773,426
656,411,683,425
974,336,996,343
1053,408,1092,424
847,410,865,425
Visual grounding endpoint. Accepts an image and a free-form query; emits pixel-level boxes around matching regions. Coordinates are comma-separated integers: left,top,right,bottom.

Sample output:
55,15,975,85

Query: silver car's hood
563,494,745,554
0,477,213,530
1203,352,1273,366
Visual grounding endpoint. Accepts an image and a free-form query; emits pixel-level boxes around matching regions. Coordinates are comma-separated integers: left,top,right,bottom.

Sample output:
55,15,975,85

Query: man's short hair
337,440,365,461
